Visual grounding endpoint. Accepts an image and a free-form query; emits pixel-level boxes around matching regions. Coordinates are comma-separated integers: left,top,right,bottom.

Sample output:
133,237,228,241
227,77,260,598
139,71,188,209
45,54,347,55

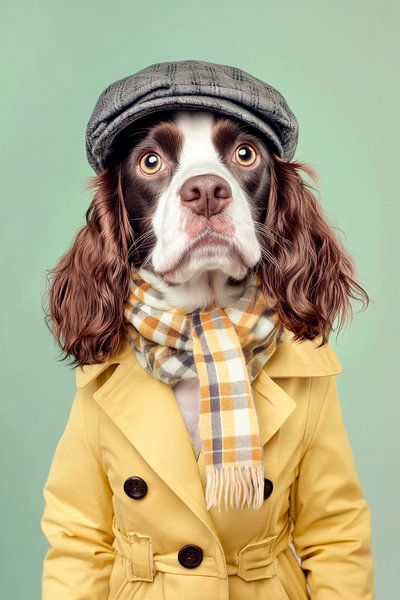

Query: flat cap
85,60,299,174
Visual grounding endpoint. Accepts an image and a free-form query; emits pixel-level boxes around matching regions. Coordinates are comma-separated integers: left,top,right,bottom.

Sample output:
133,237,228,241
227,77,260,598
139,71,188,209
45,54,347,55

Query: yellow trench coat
40,329,375,599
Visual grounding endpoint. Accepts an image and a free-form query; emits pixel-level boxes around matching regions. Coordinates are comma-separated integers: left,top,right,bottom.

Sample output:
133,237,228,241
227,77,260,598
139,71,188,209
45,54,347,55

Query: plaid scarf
123,266,285,512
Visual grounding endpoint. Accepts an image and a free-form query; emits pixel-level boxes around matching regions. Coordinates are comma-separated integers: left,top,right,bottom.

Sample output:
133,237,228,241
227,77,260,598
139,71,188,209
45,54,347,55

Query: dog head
116,109,273,311
45,109,369,366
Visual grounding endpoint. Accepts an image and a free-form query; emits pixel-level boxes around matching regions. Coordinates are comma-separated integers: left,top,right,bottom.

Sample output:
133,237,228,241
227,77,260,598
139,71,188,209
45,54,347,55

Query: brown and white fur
44,108,369,368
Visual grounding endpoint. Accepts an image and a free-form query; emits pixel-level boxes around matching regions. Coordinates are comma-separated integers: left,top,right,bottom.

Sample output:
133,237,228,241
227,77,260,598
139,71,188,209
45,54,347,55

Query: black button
123,476,148,499
263,478,274,500
178,544,203,568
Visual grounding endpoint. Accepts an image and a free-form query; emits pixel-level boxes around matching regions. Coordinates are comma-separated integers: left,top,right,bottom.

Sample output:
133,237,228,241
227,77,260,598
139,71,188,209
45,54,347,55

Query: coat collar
74,328,342,541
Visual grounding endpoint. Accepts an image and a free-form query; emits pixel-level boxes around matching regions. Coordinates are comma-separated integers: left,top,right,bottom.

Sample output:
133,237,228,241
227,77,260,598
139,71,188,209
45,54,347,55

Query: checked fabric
123,265,285,512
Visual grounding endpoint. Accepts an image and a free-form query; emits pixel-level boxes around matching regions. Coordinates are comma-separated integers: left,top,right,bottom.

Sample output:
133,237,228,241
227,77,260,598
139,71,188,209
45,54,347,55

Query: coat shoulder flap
264,327,343,378
75,337,135,389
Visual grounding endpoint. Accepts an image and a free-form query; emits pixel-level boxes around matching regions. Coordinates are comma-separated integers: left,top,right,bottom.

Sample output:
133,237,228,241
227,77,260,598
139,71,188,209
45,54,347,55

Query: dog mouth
188,232,232,251
159,231,248,281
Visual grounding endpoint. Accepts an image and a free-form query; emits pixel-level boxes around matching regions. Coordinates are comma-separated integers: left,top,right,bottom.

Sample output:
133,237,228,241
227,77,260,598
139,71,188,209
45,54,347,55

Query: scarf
123,266,285,512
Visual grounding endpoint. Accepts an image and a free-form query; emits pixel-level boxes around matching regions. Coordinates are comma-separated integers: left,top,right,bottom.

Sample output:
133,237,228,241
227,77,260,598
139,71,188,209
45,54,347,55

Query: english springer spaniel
46,108,368,368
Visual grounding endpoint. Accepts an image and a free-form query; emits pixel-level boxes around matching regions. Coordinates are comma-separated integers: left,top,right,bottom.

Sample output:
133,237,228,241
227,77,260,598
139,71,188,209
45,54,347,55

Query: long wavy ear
43,165,134,367
258,153,371,347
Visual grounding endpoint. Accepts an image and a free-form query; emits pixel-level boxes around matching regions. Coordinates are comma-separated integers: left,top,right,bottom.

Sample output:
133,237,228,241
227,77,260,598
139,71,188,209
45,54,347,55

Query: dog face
118,110,273,310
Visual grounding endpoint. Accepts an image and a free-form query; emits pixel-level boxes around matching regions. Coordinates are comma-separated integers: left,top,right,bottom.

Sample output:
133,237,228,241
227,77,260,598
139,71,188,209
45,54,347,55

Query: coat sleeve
289,375,376,599
40,386,115,599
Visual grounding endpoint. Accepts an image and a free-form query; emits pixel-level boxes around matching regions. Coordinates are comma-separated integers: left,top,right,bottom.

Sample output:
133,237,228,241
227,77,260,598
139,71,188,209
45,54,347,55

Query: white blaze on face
150,110,261,284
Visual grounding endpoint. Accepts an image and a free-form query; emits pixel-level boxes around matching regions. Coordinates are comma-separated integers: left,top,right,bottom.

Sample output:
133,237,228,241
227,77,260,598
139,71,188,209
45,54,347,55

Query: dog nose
180,174,232,217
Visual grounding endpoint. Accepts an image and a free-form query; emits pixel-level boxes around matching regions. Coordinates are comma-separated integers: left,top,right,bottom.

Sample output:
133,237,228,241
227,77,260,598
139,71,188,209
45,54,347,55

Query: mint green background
1,1,398,597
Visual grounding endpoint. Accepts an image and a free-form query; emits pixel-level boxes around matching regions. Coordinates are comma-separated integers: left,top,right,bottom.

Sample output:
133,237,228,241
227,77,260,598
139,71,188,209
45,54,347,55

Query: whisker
140,253,154,269
128,230,154,259
136,238,155,251
259,246,281,271
133,230,153,246
254,221,294,249
254,225,284,253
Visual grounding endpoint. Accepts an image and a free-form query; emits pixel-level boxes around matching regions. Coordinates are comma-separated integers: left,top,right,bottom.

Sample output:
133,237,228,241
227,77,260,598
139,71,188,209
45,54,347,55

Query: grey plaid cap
85,60,299,173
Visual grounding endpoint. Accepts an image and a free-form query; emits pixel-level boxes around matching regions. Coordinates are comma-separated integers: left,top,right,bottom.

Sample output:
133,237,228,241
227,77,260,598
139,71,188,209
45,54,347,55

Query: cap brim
86,94,289,173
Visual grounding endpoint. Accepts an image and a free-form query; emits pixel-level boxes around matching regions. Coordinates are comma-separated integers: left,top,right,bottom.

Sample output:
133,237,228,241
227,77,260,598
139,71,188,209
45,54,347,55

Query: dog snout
180,174,232,217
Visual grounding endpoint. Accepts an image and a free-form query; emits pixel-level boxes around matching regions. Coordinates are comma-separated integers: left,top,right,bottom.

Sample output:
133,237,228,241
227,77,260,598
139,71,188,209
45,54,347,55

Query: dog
45,108,368,368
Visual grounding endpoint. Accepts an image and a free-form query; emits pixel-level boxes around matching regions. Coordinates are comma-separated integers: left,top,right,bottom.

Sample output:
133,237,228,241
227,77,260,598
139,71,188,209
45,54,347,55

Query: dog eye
234,144,257,166
139,152,164,175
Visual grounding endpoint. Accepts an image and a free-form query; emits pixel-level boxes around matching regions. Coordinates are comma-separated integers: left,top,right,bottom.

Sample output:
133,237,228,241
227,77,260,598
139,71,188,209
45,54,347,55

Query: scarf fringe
205,464,265,512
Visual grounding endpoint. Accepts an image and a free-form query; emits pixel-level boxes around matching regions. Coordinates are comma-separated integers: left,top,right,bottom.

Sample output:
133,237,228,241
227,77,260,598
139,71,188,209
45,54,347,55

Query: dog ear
43,166,135,367
258,154,370,346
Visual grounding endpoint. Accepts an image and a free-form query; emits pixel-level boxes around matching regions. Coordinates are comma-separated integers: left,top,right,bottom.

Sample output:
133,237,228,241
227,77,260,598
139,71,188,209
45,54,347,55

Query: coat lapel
75,329,342,537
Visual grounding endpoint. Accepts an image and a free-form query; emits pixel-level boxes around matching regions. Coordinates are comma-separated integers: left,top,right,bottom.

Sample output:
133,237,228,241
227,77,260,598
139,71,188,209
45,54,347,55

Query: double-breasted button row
124,475,274,500
123,475,273,571
124,475,273,502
